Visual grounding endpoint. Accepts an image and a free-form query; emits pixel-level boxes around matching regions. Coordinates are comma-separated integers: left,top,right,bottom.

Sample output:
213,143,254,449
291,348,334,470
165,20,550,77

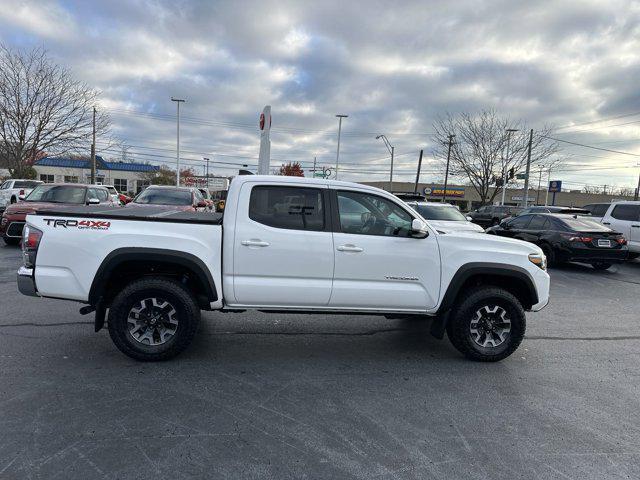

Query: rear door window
611,204,640,222
249,186,325,231
527,215,549,230
507,214,533,229
591,204,609,217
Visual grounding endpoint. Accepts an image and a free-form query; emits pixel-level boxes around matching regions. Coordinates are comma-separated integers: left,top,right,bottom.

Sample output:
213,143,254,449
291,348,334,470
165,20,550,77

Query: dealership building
362,181,636,211
33,156,160,194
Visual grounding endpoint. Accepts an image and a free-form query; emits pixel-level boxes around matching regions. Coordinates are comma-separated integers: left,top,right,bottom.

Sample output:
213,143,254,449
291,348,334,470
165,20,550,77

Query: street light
335,114,348,180
171,97,186,186
376,134,395,191
500,128,519,205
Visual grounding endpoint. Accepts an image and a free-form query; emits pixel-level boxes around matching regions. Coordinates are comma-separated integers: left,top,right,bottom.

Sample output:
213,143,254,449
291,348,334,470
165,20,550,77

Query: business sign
548,180,562,193
427,186,465,198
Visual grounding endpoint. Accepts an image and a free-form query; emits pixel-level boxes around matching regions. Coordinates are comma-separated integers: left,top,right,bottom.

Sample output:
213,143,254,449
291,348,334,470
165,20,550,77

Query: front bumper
17,266,38,297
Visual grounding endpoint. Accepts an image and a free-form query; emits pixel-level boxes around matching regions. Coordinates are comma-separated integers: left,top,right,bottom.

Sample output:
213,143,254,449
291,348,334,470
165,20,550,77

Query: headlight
528,253,547,271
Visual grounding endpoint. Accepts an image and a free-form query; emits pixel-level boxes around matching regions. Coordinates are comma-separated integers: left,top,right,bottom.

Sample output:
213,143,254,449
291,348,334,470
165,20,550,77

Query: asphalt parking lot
1,244,639,480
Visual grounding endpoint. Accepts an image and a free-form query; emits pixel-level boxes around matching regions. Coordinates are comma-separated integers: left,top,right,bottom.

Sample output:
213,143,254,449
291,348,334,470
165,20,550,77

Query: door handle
602,222,610,225
337,244,364,253
632,225,640,228
241,239,270,247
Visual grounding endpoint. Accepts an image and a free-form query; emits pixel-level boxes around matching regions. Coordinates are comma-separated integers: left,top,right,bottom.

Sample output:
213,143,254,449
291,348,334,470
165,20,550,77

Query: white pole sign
258,105,271,175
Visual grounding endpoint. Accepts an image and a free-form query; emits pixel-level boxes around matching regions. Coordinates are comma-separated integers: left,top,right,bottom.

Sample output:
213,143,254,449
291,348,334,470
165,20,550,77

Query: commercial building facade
34,156,160,195
361,181,635,212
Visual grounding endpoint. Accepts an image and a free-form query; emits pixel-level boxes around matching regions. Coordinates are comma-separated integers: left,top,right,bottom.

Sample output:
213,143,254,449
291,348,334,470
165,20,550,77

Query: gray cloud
1,0,639,188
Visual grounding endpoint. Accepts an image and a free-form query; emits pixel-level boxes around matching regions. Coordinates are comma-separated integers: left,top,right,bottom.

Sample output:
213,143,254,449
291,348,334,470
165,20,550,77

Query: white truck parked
0,179,43,211
17,176,549,362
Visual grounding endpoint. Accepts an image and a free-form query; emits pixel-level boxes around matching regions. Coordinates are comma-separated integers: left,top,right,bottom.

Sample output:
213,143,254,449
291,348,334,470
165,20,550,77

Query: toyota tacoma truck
17,175,549,362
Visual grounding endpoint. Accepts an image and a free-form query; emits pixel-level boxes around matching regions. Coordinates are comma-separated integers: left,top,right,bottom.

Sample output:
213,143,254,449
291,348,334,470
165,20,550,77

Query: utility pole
171,97,185,186
536,166,543,205
312,156,317,177
442,134,455,202
544,167,551,206
376,135,395,191
414,149,423,193
90,106,96,184
522,129,533,207
335,114,348,180
501,128,519,205
635,171,640,201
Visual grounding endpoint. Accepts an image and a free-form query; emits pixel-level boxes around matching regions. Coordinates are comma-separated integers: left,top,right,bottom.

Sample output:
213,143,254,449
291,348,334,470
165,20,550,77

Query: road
1,243,639,479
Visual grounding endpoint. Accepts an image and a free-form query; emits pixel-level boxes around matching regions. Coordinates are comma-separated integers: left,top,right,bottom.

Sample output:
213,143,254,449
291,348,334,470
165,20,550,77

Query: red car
1,183,116,245
127,185,209,211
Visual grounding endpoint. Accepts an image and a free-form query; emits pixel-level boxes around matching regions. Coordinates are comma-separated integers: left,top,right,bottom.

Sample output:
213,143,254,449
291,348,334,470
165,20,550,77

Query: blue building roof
35,156,159,173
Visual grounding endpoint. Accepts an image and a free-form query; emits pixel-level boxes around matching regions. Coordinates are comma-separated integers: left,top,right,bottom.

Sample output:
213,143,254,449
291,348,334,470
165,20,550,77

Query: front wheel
446,287,526,362
107,278,200,361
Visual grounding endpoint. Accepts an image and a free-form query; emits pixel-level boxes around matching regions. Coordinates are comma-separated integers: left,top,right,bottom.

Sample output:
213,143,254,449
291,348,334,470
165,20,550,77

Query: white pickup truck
17,176,550,362
0,179,43,211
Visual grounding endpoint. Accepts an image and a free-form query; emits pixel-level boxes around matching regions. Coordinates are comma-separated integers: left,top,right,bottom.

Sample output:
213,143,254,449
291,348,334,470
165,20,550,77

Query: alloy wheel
469,305,511,348
127,297,179,346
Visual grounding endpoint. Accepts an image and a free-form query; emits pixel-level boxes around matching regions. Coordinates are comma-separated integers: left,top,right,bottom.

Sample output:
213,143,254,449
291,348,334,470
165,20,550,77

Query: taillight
617,236,627,245
561,234,593,243
22,225,42,268
19,189,25,196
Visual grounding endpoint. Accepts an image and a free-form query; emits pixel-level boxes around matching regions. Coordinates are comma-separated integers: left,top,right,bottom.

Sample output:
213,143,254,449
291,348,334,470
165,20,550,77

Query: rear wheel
107,278,200,361
592,262,612,270
446,287,526,362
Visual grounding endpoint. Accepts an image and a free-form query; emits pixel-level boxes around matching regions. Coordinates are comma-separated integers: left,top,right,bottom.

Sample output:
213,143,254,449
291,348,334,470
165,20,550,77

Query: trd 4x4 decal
43,219,111,230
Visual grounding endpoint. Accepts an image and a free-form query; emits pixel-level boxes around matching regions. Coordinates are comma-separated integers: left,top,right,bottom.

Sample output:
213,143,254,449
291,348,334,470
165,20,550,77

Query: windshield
415,204,467,221
134,188,192,206
561,217,611,232
25,185,86,203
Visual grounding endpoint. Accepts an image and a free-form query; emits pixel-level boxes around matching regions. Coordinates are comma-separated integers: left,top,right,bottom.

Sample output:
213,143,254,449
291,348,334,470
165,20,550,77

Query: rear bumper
17,266,38,297
561,247,628,263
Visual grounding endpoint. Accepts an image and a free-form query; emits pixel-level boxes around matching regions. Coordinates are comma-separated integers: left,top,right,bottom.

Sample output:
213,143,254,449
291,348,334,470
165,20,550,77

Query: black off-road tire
446,287,526,362
107,277,200,361
2,236,20,246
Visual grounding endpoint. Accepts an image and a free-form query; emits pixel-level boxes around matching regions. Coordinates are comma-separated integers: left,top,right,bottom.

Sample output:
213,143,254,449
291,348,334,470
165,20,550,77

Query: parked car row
1,183,215,245
394,193,637,271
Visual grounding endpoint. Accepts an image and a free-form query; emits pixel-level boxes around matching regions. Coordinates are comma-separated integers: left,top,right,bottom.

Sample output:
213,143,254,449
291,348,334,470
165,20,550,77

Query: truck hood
427,220,485,233
439,230,544,256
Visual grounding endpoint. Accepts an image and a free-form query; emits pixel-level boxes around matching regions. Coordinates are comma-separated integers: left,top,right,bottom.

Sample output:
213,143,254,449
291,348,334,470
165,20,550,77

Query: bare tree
432,110,560,205
582,185,603,194
617,186,634,197
0,44,111,177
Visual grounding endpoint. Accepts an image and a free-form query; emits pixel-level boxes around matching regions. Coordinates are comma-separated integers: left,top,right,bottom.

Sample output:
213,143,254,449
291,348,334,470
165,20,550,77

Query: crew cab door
231,183,334,306
329,189,440,311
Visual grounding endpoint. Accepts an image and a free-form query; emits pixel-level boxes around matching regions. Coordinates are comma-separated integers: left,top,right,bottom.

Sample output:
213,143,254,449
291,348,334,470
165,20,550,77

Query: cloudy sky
1,0,640,191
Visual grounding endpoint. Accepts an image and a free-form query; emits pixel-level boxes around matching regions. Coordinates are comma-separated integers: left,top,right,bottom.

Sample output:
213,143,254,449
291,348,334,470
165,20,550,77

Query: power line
542,136,640,157
554,110,640,131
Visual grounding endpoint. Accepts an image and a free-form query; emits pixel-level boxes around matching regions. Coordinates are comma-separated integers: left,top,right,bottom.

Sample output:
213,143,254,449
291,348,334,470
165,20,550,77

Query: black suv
486,213,628,270
468,205,520,227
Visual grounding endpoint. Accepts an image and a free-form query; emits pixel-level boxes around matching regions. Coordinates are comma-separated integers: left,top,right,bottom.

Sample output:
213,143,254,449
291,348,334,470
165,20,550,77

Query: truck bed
30,205,224,225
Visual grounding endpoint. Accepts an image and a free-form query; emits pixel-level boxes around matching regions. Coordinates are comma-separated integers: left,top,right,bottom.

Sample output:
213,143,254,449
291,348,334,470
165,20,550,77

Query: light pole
500,128,519,205
376,134,395,191
335,114,348,180
171,97,185,186
203,157,210,189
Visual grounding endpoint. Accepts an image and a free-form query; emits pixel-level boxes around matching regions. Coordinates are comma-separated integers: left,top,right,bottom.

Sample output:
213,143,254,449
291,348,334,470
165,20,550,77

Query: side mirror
411,218,429,238
196,201,207,208
466,216,472,221
87,198,100,205
18,195,26,201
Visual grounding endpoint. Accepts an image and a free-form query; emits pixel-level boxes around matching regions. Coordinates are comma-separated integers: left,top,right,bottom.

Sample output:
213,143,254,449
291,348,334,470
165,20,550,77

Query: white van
601,201,640,258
